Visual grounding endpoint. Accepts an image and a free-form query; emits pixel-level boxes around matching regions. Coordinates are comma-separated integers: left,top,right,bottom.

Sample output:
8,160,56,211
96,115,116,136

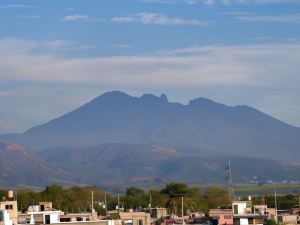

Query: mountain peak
140,93,168,103
188,97,222,107
98,91,132,99
160,94,168,102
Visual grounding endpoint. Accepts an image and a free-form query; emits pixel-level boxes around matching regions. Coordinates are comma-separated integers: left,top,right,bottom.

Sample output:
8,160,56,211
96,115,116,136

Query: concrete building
60,213,97,222
278,215,298,225
119,212,151,225
209,209,233,225
290,208,300,216
232,201,251,215
253,205,276,220
18,201,99,225
18,204,61,225
0,198,18,225
150,208,167,220
0,210,13,225
232,201,264,225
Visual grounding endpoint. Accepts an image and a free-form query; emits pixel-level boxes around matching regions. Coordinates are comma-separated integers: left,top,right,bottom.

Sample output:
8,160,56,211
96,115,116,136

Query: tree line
0,183,299,216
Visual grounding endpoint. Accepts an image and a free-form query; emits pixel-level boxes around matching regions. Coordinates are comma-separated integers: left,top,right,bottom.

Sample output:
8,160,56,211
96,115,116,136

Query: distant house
253,205,276,220
278,215,298,225
0,198,18,225
119,212,151,225
0,210,13,225
232,201,264,225
209,209,233,225
150,208,167,220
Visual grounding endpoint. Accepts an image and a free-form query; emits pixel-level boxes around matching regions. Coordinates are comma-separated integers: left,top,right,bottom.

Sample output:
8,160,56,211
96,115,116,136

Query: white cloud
1,38,300,88
111,44,134,48
111,13,211,26
1,38,300,130
141,0,177,3
111,16,135,23
236,14,300,23
203,0,215,5
17,15,40,19
202,0,300,5
140,0,198,4
63,15,90,22
0,4,34,9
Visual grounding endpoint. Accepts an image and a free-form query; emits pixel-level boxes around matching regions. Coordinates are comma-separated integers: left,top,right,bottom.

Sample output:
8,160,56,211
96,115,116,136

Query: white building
0,210,13,225
232,201,264,225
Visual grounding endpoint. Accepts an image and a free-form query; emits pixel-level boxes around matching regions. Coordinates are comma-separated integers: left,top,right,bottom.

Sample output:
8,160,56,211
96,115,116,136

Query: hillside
0,141,76,188
37,143,300,189
1,91,299,162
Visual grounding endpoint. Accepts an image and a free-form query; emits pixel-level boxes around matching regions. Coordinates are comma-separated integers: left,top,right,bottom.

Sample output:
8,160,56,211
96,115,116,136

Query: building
209,209,233,225
18,202,99,225
253,205,276,220
60,213,98,222
18,203,61,225
0,192,18,225
278,215,298,225
150,208,167,220
232,201,264,225
0,210,13,225
119,212,151,225
290,208,300,216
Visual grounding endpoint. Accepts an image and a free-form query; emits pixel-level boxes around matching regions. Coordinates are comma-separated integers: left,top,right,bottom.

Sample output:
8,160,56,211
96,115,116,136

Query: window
76,217,83,222
45,215,50,224
0,211,3,222
233,205,238,214
138,219,143,225
224,215,232,219
5,205,13,210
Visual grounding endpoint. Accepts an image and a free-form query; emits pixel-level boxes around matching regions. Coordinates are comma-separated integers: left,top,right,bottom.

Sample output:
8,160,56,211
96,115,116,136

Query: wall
0,201,17,225
119,212,151,225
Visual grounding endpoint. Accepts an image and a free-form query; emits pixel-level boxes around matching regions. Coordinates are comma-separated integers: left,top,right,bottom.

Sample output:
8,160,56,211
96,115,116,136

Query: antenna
226,160,235,202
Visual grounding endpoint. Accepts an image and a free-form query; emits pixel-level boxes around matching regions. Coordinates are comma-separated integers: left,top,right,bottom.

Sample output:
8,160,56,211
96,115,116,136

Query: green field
235,183,300,195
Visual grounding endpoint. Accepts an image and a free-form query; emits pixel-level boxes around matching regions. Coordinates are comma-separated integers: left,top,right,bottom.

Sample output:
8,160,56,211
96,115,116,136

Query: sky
0,0,300,133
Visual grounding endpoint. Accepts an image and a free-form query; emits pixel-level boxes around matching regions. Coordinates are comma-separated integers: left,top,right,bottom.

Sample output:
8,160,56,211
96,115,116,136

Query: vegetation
264,220,278,225
235,183,300,192
1,183,298,216
0,183,229,215
250,194,300,210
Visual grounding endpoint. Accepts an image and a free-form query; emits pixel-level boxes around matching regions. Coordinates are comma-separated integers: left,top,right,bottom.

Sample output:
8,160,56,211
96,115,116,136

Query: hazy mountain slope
37,143,300,188
0,141,75,188
1,91,300,161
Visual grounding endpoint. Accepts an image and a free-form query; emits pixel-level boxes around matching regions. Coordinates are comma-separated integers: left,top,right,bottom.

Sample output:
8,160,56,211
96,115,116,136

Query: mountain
0,141,76,188
37,143,300,189
1,91,300,162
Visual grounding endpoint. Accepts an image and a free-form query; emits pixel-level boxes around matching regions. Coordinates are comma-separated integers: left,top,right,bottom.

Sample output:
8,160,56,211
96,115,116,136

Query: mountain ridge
0,91,299,162
0,141,76,188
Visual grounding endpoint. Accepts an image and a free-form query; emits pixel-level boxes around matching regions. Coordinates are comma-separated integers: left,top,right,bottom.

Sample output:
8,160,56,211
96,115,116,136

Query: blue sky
0,0,300,133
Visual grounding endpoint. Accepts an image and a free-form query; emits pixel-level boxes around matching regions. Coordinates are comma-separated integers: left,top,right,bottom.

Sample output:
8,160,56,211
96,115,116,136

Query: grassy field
235,183,300,195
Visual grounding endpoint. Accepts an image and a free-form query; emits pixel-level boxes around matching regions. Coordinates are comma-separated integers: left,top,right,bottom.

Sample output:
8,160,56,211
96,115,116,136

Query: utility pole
117,194,120,211
105,192,107,219
181,197,184,225
274,189,278,223
91,191,94,212
149,194,152,215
